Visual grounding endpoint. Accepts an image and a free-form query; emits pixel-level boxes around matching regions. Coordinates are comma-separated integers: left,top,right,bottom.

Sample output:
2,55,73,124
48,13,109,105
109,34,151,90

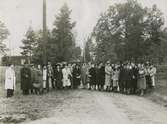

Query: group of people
85,61,157,96
4,62,82,97
20,62,81,95
4,61,157,98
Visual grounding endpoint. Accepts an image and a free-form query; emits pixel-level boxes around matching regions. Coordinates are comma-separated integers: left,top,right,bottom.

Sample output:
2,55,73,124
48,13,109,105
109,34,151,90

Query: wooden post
43,0,47,65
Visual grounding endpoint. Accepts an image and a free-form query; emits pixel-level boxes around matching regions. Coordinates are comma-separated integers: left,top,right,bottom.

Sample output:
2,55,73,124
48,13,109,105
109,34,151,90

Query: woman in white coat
5,64,16,98
149,65,156,88
62,64,72,88
42,66,47,92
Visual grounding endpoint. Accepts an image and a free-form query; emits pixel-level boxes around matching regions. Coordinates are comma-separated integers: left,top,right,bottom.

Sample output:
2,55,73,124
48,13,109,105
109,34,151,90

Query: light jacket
5,67,16,90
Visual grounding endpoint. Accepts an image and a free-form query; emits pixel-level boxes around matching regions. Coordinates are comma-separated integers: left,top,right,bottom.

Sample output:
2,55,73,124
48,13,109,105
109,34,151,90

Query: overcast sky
0,0,167,55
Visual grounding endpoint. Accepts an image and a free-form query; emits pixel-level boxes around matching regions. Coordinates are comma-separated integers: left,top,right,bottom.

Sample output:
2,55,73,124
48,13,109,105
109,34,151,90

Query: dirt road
20,90,167,124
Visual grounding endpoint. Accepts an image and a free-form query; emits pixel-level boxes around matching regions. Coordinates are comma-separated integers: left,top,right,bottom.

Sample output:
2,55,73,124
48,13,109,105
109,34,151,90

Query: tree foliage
21,4,81,64
84,41,91,62
84,36,96,62
93,0,165,63
51,4,80,61
20,27,37,63
0,21,9,52
31,30,44,65
51,4,80,63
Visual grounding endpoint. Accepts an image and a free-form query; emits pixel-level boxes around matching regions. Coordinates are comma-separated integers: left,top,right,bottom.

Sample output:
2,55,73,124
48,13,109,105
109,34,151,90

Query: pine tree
51,4,79,62
20,27,37,63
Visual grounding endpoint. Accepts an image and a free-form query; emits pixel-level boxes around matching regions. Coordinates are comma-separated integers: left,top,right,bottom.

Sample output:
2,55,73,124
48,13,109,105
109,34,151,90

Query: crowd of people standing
81,61,156,96
4,61,157,98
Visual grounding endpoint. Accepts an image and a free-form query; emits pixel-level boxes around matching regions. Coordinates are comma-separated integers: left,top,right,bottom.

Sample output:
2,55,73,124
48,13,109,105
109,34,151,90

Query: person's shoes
140,92,144,96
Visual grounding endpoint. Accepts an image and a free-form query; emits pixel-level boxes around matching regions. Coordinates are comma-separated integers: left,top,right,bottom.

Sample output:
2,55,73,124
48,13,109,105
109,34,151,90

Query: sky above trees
0,0,167,55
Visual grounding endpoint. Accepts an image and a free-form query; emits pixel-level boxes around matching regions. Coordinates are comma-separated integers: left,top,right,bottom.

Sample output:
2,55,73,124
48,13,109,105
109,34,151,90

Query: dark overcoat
72,67,81,88
54,69,63,89
89,67,96,85
97,66,105,86
119,66,126,88
125,68,133,89
131,67,138,89
20,67,31,90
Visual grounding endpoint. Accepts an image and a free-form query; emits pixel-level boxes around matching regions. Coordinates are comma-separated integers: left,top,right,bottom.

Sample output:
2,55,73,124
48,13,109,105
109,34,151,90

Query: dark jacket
89,67,96,85
20,67,31,90
54,68,63,88
97,66,105,85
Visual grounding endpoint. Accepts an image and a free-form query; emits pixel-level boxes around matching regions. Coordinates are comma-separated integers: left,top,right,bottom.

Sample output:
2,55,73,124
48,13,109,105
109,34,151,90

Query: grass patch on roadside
145,65,167,106
0,90,72,123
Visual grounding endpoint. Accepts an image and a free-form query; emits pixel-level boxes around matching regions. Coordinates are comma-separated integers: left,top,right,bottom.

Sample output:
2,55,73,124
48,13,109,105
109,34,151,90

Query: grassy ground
144,65,167,105
153,65,167,96
0,90,74,123
0,67,76,123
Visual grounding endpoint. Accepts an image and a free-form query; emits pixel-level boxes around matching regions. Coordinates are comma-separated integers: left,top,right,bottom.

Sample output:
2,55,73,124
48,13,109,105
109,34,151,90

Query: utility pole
43,0,47,65
9,40,12,64
83,39,86,63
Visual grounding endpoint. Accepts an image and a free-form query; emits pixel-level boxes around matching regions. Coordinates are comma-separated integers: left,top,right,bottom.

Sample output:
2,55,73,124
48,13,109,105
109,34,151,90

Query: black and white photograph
0,0,167,123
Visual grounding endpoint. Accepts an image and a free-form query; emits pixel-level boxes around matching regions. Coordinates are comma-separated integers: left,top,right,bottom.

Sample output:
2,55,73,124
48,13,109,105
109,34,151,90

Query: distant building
0,50,6,65
2,56,29,66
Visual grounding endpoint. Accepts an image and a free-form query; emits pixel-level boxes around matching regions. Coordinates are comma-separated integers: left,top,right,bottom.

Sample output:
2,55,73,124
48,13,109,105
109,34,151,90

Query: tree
93,0,165,63
20,27,37,63
32,4,81,65
84,36,96,62
144,4,165,62
148,28,167,63
31,30,44,65
0,21,9,52
84,41,91,62
71,46,81,62
51,4,79,62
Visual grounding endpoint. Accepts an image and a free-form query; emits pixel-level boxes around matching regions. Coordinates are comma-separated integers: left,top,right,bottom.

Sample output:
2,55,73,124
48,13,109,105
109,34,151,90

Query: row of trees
2,1,167,64
85,0,167,64
0,21,9,53
20,4,81,65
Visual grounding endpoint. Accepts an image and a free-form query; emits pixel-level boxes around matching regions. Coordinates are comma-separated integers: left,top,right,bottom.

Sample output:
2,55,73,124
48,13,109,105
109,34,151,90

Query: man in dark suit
119,64,126,93
54,65,63,89
20,63,31,95
72,64,81,89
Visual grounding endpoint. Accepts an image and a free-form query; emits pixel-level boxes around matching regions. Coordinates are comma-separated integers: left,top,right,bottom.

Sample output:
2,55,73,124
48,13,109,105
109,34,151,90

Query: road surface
21,90,167,124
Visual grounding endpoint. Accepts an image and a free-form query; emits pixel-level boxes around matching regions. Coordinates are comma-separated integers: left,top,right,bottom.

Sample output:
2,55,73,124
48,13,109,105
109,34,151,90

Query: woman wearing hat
105,61,112,91
137,64,146,96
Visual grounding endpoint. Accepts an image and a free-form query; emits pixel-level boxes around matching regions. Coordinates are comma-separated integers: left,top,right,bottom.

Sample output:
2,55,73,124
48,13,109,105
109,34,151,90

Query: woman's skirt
113,80,118,87
137,77,146,90
105,75,111,87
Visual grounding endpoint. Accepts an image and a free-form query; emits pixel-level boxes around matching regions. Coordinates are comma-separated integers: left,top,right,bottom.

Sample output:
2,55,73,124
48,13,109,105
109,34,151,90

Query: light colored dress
48,65,53,88
137,69,146,90
62,68,71,87
149,67,156,87
112,70,119,87
81,65,87,85
105,65,112,87
43,69,47,88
